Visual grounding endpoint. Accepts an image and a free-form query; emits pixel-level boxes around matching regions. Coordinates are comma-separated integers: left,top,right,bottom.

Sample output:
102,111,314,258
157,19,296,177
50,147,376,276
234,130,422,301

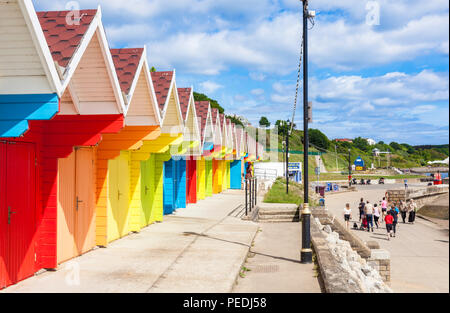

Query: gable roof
195,101,209,142
37,9,97,68
150,70,183,133
151,71,174,113
177,88,191,121
37,6,126,113
111,48,144,95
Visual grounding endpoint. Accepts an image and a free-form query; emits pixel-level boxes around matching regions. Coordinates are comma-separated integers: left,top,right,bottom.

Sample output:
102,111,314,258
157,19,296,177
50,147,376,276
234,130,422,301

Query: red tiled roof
178,88,191,120
211,108,219,124
110,48,144,94
151,71,174,112
195,101,210,142
37,10,97,67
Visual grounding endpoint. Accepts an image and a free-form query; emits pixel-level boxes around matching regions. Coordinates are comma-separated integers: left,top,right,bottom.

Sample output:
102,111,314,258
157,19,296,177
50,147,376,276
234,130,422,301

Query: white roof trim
19,0,62,96
186,88,201,142
58,6,126,114
161,70,184,133
122,46,162,125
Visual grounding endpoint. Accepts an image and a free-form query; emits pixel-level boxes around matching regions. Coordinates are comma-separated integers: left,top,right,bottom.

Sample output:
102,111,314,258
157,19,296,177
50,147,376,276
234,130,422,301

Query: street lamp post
300,0,312,264
348,148,352,186
286,120,290,194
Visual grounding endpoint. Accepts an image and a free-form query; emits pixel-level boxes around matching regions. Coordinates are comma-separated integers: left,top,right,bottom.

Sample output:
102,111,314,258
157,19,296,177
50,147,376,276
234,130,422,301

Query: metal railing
245,177,257,216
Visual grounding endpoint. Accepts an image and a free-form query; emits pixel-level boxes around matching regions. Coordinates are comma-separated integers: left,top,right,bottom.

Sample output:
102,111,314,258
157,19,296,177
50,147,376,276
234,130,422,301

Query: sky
33,0,449,146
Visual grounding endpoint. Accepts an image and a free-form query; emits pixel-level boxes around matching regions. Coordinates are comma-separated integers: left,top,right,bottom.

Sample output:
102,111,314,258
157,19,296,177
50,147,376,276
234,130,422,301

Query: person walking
358,198,365,222
388,205,399,237
400,200,408,223
385,211,394,240
381,197,388,223
344,203,352,229
365,200,374,232
373,203,380,229
408,199,417,224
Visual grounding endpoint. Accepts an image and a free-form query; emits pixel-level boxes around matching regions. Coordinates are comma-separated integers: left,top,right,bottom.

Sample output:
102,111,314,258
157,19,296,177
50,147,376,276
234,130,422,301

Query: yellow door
107,152,131,243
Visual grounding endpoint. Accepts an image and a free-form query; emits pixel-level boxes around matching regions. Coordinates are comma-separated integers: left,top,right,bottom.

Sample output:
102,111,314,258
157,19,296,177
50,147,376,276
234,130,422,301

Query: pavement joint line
145,203,244,293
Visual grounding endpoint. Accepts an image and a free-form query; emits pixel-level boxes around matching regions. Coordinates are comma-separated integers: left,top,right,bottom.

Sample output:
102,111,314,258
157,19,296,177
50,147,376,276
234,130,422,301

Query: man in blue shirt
388,205,399,237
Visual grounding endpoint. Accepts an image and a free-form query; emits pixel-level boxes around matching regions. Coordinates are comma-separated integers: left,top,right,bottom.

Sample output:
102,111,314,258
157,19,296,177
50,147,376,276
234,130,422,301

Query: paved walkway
2,192,258,293
324,185,449,293
233,222,322,293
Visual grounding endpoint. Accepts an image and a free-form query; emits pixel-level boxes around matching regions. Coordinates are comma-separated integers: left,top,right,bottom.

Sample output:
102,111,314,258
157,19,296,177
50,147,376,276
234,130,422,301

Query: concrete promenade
2,192,258,293
232,222,322,293
324,185,449,293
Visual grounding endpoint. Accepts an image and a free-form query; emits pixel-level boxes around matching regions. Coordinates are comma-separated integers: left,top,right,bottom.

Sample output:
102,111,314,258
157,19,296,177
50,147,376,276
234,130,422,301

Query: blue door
163,159,176,215
230,160,242,189
175,159,186,209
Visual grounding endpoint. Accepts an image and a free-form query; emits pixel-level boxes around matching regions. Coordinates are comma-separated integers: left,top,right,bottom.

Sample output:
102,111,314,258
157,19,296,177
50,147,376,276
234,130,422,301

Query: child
385,212,394,240
360,216,368,230
344,203,352,229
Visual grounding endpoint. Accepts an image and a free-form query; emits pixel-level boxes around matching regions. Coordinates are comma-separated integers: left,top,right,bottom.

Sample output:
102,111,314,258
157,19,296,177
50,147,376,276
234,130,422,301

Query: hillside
259,127,449,172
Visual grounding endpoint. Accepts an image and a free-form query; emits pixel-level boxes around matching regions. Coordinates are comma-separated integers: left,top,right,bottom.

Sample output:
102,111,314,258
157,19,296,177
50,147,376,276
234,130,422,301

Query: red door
187,158,197,204
0,142,7,288
0,141,36,289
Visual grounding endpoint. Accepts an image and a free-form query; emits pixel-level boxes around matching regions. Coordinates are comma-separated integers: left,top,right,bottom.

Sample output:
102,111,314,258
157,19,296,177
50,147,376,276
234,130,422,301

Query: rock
323,225,332,234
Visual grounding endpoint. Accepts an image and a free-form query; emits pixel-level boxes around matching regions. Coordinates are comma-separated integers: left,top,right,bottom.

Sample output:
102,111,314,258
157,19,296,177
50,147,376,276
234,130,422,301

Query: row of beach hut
0,0,264,289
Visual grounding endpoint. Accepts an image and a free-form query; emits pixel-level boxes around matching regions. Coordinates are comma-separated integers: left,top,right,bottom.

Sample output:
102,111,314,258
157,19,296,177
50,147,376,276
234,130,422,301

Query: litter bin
319,198,325,207
333,184,339,192
319,186,325,197
326,183,332,192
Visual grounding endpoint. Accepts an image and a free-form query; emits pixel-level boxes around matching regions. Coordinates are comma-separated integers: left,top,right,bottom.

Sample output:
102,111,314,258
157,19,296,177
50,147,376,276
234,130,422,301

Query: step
258,214,300,221
259,218,300,223
259,209,299,216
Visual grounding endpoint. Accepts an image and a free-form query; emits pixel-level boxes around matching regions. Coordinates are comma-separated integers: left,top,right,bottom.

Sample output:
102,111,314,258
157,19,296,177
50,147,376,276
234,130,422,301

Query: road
324,184,449,293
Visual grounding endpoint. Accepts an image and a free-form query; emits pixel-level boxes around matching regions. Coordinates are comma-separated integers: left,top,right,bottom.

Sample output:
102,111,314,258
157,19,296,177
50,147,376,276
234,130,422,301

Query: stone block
367,241,380,249
370,249,390,260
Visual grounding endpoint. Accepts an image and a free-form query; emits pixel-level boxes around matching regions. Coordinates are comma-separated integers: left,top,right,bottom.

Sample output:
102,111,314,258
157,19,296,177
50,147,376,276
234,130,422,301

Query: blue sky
33,0,449,145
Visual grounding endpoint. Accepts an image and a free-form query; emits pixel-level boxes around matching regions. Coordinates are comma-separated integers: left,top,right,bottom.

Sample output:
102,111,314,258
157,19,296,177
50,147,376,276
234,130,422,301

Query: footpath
2,192,258,293
325,186,449,293
233,222,321,293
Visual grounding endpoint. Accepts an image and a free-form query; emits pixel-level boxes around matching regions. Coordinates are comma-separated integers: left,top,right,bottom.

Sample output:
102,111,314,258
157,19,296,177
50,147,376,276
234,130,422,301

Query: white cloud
199,80,223,94
249,72,267,81
251,88,265,96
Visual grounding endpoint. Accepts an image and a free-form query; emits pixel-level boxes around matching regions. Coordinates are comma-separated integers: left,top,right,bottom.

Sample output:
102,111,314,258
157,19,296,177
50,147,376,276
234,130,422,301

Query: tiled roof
177,88,192,120
37,10,97,67
151,71,174,112
110,48,143,95
195,101,210,142
211,108,219,124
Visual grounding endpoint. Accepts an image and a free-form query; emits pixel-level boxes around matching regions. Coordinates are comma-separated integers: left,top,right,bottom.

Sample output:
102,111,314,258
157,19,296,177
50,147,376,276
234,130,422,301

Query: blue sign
354,156,365,167
288,162,301,171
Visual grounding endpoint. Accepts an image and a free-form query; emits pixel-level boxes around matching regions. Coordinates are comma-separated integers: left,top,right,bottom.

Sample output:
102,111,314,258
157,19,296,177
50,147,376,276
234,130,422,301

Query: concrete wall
387,185,449,208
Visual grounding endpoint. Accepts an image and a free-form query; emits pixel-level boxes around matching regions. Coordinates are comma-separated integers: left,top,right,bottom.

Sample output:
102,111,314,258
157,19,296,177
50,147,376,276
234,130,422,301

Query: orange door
57,147,96,264
75,148,96,255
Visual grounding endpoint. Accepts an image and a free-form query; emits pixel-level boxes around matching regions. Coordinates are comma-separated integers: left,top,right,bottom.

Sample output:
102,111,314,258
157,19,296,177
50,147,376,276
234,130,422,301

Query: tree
275,120,296,137
259,116,270,128
353,137,370,152
389,142,402,151
226,115,244,127
309,129,330,150
150,67,156,72
193,92,225,113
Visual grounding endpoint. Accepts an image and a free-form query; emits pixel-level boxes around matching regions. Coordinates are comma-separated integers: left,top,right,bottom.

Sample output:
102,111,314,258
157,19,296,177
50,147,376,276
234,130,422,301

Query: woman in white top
344,203,352,229
373,204,381,229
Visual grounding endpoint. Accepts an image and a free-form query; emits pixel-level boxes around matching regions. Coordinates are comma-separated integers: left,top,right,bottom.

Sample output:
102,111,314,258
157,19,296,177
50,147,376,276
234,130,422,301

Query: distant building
366,138,376,146
372,148,380,156
335,138,353,143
